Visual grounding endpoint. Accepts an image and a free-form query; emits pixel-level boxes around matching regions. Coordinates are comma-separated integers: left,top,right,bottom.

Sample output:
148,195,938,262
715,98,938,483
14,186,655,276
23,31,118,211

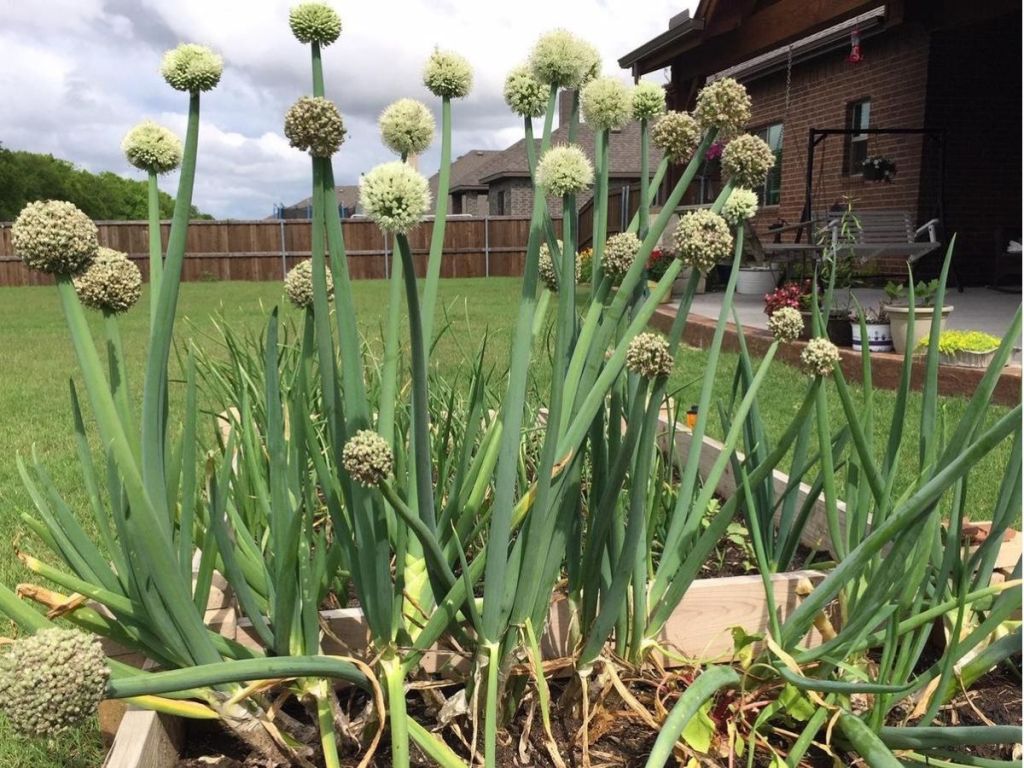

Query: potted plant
800,289,854,347
736,260,779,295
577,247,593,286
646,247,674,303
673,246,706,296
883,279,955,354
861,156,897,182
917,329,1002,368
849,303,892,353
764,281,811,340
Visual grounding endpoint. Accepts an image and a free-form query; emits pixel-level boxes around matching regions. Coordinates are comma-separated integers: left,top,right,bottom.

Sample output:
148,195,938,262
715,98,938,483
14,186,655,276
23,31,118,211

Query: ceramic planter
673,268,706,297
940,348,998,368
885,304,954,354
800,310,853,346
735,265,779,296
851,322,893,353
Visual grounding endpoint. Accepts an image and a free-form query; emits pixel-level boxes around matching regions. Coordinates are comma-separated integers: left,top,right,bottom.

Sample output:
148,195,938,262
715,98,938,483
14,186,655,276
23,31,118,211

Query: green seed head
284,96,347,157
632,81,666,121
122,121,183,174
581,76,632,132
288,2,342,46
0,629,110,738
538,239,573,292
342,430,394,486
768,307,804,343
801,337,841,376
423,49,473,100
359,161,431,234
535,145,594,198
672,209,733,274
160,43,222,93
504,65,548,118
73,248,142,314
12,200,98,276
379,98,435,157
722,134,776,189
602,232,641,279
626,332,674,378
529,29,600,89
694,77,751,139
284,258,333,310
651,111,701,164
721,187,759,227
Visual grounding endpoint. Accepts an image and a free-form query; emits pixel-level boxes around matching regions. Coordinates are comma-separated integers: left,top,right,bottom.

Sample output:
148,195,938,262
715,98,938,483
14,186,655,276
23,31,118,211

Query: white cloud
0,0,692,218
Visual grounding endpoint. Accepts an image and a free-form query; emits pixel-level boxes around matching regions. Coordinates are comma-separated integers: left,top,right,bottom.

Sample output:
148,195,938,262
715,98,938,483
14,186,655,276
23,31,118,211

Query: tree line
0,144,210,221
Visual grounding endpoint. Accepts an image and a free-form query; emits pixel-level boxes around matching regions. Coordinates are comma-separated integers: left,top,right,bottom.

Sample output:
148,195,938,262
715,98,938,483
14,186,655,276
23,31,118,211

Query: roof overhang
708,6,887,83
618,16,705,77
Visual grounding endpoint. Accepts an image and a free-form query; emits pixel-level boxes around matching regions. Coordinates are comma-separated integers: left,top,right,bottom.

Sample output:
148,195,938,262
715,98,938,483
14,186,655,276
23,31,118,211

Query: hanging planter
861,156,897,182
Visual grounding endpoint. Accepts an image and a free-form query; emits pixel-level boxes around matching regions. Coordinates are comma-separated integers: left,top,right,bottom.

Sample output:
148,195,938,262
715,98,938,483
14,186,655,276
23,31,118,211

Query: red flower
763,281,810,315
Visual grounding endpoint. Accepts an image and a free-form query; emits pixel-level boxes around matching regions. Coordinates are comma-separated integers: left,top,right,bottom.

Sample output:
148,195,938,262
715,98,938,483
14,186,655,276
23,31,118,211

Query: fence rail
0,216,556,286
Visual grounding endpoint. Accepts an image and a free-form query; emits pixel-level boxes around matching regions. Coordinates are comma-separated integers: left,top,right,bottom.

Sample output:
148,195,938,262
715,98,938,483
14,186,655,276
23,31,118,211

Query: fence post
279,219,287,278
484,217,490,278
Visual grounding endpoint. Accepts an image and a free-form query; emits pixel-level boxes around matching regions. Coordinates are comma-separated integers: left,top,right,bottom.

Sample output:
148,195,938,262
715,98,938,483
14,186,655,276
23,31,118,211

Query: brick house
277,185,360,220
620,1,1022,285
428,149,499,217
476,92,664,219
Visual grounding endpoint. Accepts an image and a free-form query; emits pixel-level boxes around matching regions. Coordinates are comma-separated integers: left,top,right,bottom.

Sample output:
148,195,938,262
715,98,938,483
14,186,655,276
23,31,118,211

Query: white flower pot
851,322,893,353
736,266,778,296
885,305,954,354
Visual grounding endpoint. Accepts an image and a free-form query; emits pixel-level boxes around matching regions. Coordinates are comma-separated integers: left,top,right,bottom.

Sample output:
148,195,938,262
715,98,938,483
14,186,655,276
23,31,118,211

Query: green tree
0,144,210,221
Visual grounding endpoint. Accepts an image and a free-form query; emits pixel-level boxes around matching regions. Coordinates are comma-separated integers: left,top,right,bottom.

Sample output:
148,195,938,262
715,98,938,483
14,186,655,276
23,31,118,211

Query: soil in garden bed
175,659,1020,767
176,673,835,767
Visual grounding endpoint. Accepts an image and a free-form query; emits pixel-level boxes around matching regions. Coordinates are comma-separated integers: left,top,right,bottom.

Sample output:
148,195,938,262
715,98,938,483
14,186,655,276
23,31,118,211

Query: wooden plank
227,569,827,672
659,415,840,553
102,709,182,768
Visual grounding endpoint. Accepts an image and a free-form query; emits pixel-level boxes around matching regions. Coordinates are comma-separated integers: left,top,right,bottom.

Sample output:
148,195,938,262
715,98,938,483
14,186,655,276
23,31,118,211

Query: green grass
0,277,1014,764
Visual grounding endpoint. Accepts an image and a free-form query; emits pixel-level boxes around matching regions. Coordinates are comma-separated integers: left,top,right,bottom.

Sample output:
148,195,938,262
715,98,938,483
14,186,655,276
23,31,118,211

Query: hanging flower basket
861,156,897,182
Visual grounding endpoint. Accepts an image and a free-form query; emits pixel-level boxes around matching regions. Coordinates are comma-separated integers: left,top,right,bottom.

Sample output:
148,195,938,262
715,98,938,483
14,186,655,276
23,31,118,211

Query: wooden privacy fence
0,216,558,287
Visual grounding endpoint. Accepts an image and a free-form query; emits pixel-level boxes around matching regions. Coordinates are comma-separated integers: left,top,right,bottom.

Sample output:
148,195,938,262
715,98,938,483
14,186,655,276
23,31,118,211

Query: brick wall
488,179,534,216
744,24,933,278
488,179,604,219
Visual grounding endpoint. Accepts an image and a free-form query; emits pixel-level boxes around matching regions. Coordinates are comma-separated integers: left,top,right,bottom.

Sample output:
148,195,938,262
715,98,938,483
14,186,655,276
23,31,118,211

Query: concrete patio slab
651,286,1022,407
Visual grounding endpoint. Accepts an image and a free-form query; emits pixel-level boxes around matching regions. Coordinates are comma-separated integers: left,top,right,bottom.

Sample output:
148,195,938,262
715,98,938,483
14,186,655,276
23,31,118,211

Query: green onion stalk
292,28,414,766
146,171,163,327
751,256,1024,762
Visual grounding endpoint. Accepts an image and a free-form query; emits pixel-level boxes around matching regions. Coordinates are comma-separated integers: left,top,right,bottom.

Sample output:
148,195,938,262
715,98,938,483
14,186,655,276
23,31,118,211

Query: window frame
845,98,871,176
754,122,784,206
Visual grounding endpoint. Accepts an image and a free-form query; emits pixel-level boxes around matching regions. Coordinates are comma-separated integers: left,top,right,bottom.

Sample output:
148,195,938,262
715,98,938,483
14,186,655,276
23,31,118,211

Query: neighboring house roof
285,184,360,211
429,149,500,198
476,120,664,184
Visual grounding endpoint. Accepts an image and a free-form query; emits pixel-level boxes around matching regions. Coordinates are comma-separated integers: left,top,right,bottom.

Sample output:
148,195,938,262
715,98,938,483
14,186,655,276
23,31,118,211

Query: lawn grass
0,276,1014,763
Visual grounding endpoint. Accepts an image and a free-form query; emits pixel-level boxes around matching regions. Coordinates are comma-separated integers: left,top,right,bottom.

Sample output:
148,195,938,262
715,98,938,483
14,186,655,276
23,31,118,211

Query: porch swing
762,127,957,290
752,31,960,290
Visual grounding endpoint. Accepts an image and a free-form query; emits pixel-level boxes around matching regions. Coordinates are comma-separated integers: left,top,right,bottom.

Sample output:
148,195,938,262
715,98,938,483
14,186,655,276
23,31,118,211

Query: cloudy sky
0,0,697,219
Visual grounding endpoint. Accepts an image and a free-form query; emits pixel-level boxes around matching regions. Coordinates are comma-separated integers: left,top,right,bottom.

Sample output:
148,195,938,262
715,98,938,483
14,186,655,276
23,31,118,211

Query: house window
845,99,871,175
755,123,783,206
452,193,463,215
496,189,508,216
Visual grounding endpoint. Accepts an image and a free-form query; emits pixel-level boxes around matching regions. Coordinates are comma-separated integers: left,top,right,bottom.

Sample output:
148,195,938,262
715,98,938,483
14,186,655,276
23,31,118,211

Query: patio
652,285,1022,406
